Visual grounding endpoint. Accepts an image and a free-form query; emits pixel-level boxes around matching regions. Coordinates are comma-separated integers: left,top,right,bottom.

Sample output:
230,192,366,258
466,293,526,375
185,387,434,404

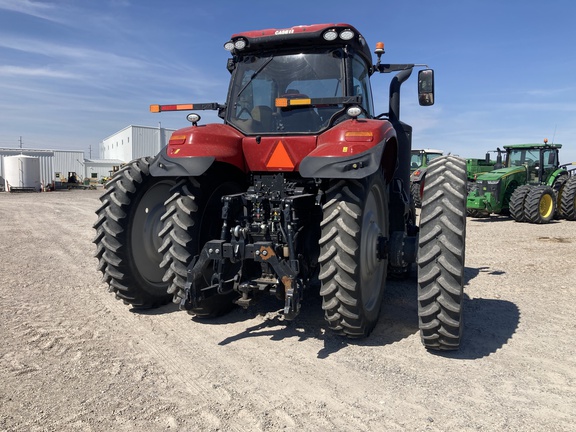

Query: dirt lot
1,189,575,431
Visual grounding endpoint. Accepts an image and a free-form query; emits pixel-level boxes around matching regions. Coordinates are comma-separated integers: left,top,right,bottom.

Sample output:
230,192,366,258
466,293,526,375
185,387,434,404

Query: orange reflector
150,104,160,113
275,98,288,107
345,131,373,142
266,141,294,169
169,134,187,145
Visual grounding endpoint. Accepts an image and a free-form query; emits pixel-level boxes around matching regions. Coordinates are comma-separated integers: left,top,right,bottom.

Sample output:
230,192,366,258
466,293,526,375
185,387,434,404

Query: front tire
417,156,467,350
93,157,175,308
319,171,389,338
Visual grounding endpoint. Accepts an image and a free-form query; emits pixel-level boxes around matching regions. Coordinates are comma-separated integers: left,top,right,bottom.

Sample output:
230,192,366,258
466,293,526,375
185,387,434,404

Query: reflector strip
150,104,194,112
345,131,374,142
169,135,187,145
289,98,311,106
275,98,312,107
266,141,294,169
345,131,373,137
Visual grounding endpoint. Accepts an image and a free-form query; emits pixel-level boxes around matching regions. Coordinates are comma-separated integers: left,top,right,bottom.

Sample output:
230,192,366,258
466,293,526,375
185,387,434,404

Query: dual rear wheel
94,156,468,350
93,158,241,314
93,157,174,308
509,176,576,224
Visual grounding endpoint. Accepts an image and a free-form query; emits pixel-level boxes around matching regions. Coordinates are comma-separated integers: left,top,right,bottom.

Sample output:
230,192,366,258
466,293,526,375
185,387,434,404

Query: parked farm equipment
93,23,467,350
466,141,576,223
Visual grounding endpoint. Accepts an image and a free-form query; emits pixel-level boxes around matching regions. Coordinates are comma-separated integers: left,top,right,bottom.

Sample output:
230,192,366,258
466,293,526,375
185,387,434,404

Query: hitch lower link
182,240,303,319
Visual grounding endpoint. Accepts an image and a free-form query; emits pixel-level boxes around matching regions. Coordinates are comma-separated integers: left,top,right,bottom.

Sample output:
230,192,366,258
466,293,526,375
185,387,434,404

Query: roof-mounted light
234,38,247,50
224,38,247,51
340,29,355,40
323,29,338,41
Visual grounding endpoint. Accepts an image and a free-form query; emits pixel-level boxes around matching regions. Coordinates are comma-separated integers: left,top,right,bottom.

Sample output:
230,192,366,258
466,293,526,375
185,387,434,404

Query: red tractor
94,24,467,350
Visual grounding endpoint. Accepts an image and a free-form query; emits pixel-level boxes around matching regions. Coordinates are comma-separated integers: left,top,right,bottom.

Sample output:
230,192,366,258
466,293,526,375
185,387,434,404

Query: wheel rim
131,179,174,286
360,182,386,313
539,193,554,218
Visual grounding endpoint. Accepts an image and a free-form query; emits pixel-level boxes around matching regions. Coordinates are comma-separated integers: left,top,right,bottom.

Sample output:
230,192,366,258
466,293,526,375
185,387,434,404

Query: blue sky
1,0,575,164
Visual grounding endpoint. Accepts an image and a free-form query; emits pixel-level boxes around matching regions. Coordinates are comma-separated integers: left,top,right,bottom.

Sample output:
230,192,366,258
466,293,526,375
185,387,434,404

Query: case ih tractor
466,141,576,223
409,148,443,207
94,23,467,350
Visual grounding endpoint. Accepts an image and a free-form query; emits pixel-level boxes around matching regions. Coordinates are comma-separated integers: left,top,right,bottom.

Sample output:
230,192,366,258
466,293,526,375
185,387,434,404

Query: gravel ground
1,189,575,431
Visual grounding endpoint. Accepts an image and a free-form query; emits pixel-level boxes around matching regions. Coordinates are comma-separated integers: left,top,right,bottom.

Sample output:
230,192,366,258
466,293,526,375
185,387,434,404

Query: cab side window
351,56,374,116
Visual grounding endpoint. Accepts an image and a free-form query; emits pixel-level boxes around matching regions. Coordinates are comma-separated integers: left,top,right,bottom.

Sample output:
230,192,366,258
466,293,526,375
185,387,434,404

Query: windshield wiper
236,57,274,99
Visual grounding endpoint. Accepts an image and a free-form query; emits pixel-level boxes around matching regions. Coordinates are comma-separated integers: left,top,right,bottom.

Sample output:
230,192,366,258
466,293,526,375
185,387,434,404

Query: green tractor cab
467,141,576,223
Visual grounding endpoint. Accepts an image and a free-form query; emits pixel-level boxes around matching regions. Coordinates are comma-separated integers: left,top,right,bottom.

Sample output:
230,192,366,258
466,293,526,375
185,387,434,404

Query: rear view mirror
418,69,434,106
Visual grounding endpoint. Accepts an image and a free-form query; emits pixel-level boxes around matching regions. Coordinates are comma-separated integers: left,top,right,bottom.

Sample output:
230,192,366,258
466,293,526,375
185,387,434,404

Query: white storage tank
3,155,42,192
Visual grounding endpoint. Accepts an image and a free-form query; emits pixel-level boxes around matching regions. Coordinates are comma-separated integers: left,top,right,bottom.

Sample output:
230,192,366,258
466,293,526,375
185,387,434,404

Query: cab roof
227,23,374,65
503,143,562,150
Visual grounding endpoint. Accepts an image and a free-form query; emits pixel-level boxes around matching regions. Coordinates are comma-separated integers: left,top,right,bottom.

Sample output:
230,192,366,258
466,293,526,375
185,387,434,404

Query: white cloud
0,65,78,79
0,0,64,23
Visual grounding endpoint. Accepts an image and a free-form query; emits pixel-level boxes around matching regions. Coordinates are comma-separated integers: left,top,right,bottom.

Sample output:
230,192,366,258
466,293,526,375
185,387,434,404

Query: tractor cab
504,143,561,184
223,25,375,136
410,148,443,174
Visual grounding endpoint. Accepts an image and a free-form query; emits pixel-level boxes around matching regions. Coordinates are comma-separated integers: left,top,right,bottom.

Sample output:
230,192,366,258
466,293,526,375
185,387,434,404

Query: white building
0,148,85,190
99,125,175,161
0,125,176,191
84,159,125,183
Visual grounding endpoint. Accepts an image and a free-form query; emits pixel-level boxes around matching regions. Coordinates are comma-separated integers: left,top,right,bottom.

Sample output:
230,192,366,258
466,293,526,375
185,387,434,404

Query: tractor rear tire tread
93,157,172,308
417,156,467,351
319,172,388,338
509,185,532,222
560,176,576,220
524,185,556,224
411,182,422,208
159,176,241,317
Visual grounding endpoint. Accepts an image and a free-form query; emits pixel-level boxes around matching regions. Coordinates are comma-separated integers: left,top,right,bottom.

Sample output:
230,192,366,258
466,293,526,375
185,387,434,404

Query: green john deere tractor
467,141,576,223
410,148,443,207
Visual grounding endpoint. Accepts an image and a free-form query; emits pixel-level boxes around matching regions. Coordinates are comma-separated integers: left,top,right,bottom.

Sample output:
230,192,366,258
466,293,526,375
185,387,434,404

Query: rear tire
417,156,467,350
411,182,422,208
319,171,388,338
159,175,243,317
552,174,569,219
560,177,576,220
509,185,531,222
93,157,175,308
524,185,556,224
